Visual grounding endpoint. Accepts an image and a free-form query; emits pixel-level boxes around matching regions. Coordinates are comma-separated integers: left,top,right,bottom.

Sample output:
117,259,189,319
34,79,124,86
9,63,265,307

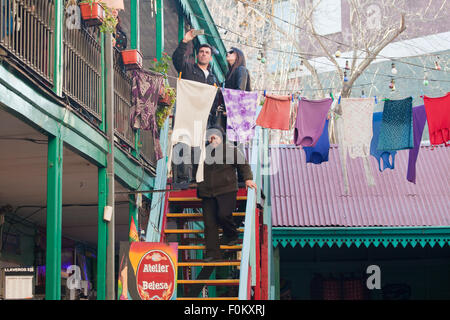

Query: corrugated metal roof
270,145,450,227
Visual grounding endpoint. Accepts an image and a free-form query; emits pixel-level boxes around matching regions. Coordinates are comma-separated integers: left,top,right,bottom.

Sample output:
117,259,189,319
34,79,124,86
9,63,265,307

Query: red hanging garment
423,92,450,147
256,94,291,130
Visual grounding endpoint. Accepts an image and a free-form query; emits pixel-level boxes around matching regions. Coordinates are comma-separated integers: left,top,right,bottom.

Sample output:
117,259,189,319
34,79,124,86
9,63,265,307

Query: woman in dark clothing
224,47,251,91
213,47,252,129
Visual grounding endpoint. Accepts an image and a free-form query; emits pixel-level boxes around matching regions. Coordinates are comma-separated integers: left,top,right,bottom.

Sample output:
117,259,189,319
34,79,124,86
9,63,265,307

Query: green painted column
130,0,140,51
178,6,184,43
156,0,164,59
45,135,63,300
53,0,64,96
97,167,108,300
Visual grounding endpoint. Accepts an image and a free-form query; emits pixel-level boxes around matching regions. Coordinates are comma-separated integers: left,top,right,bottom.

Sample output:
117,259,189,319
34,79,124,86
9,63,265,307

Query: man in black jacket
171,30,222,187
172,29,219,86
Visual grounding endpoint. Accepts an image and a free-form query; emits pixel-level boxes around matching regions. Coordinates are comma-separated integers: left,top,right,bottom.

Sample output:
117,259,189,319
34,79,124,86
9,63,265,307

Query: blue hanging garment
370,112,396,171
377,97,414,151
303,119,330,165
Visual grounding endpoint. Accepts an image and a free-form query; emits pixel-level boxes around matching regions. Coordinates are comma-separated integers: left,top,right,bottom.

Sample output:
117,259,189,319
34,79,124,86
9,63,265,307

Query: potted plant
121,49,144,70
150,53,177,129
79,0,105,27
80,1,118,33
156,86,176,129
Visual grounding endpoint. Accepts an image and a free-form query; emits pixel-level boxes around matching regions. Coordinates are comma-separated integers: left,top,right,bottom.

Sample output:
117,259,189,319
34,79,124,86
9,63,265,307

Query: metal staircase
161,188,248,300
147,116,273,300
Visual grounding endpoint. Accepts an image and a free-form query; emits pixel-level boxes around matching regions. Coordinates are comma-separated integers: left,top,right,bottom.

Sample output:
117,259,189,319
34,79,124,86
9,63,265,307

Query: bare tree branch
342,13,406,97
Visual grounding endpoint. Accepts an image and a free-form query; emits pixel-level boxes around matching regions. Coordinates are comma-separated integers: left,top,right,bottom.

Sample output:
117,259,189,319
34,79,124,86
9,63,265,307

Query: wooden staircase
161,188,248,300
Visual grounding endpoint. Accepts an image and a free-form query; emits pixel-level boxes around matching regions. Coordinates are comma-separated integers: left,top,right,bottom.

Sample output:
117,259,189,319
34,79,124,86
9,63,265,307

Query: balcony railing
63,9,102,120
1,1,159,166
140,129,158,166
0,0,55,84
113,50,135,149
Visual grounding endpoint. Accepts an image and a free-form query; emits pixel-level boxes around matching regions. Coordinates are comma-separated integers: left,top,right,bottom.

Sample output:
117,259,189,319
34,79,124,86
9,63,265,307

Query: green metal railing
63,20,102,119
0,0,55,84
113,50,136,149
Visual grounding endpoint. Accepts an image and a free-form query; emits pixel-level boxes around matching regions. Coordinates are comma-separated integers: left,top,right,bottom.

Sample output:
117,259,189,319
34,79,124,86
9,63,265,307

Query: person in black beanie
197,125,257,261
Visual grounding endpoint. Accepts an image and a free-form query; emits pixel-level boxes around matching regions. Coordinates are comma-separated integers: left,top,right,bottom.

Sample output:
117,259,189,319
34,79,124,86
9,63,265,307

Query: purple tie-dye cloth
130,69,164,160
221,88,258,143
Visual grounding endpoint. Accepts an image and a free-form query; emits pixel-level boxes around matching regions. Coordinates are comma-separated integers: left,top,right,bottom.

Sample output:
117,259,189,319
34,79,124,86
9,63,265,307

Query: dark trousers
201,191,238,258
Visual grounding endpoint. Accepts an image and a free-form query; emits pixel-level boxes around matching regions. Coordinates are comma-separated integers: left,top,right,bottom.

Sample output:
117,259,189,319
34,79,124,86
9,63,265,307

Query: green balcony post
130,0,140,51
178,5,184,43
156,0,164,60
45,135,63,300
97,167,108,300
53,0,64,96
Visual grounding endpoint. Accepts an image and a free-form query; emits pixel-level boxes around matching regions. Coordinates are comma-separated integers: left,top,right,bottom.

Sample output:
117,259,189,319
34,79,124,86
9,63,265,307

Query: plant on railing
150,53,177,130
80,0,118,34
156,86,176,129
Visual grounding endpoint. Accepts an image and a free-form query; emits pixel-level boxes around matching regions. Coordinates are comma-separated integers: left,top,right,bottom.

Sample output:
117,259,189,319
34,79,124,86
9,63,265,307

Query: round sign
135,249,176,300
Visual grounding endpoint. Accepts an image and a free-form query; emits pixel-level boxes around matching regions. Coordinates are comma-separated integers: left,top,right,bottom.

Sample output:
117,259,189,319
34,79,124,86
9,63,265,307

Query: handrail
146,115,171,242
238,124,263,300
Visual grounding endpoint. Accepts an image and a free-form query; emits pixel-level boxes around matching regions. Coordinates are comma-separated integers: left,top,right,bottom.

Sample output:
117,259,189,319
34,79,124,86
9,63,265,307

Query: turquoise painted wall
279,245,450,300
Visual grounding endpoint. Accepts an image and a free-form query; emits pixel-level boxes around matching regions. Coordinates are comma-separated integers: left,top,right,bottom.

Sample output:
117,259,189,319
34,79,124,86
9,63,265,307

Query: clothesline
187,2,450,73
164,72,449,100
236,0,450,73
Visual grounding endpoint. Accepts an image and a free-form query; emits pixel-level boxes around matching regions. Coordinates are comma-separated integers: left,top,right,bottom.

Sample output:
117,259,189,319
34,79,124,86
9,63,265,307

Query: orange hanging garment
256,94,291,130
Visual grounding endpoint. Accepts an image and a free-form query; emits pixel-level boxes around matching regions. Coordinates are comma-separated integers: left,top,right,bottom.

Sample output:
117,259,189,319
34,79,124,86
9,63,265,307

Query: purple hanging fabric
221,88,258,143
407,105,427,184
130,69,164,160
294,98,332,147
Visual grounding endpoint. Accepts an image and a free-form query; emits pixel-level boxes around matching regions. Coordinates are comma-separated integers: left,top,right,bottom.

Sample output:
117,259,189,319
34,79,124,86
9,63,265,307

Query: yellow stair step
169,196,247,202
167,212,245,218
178,261,241,267
178,245,242,250
177,297,239,300
177,279,240,285
165,228,244,234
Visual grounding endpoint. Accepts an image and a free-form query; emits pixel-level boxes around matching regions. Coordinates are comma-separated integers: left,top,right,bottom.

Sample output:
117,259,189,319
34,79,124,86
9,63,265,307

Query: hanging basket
121,49,143,70
79,2,105,27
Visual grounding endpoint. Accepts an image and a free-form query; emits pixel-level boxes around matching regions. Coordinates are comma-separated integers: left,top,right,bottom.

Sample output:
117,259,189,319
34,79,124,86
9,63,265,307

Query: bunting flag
129,216,139,243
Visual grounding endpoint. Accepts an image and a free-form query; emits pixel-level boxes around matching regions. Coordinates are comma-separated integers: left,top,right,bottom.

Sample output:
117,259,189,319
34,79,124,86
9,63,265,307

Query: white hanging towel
336,97,376,194
168,79,218,183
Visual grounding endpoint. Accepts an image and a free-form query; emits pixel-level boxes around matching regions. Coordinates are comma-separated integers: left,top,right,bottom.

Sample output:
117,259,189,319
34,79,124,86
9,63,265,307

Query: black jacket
197,141,253,198
172,41,219,86
225,66,251,91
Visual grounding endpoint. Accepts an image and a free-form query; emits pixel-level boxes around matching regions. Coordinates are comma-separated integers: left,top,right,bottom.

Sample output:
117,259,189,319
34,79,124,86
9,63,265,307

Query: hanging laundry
423,92,450,147
255,94,291,130
168,79,218,183
221,88,258,143
130,69,164,160
407,105,427,184
336,98,376,194
370,112,396,172
377,97,414,151
328,98,339,145
294,97,332,147
303,119,330,164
